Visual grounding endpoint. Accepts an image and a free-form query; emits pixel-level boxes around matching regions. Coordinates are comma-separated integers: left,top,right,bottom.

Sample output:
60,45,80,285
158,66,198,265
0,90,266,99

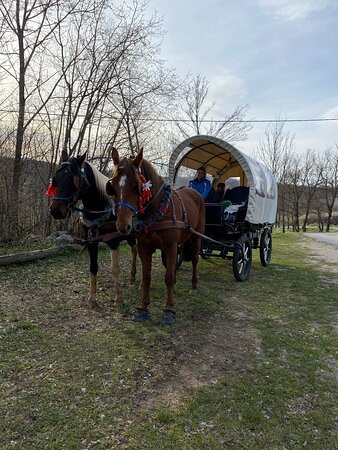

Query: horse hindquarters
180,189,205,292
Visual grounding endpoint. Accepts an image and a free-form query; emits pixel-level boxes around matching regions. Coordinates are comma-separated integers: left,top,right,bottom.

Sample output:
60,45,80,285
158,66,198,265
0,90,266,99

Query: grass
0,233,337,449
0,238,56,256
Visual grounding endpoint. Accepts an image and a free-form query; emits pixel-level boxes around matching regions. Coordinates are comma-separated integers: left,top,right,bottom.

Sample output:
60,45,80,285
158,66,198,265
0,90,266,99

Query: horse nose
118,224,132,235
50,206,62,219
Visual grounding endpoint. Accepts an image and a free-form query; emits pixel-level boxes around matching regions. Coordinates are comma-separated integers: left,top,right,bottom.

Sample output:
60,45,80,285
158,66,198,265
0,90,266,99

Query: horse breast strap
173,189,188,227
132,182,173,233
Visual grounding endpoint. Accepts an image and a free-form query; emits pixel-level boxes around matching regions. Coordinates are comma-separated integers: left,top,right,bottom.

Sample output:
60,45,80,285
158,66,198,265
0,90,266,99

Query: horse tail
182,238,193,261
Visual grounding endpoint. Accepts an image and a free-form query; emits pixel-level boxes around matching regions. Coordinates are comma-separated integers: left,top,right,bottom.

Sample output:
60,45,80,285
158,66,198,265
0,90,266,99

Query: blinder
50,161,86,205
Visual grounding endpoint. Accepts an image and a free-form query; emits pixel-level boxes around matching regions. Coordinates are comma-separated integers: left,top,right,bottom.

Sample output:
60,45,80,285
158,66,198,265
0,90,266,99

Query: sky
149,0,338,155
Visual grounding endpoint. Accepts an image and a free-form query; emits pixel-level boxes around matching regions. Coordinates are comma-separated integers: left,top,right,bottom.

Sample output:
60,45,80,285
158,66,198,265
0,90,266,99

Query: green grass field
0,233,337,449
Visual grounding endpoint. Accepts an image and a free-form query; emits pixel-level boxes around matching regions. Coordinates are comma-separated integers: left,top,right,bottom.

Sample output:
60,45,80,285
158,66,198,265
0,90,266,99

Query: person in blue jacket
189,166,211,200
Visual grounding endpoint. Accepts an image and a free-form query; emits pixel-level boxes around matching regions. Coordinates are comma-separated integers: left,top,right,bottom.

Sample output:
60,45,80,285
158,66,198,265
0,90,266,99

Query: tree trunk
10,17,25,238
326,209,333,232
302,206,310,232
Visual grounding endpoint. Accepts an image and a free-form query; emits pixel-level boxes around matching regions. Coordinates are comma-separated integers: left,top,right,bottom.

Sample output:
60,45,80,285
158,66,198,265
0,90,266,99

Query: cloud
258,0,333,21
207,70,248,117
322,106,338,119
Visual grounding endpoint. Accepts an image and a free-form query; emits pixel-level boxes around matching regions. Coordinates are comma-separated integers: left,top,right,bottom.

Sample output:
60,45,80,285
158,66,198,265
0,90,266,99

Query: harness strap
143,181,167,212
72,205,115,215
143,220,233,249
173,190,188,226
53,192,78,202
115,201,138,213
146,220,187,232
73,230,122,246
187,227,233,248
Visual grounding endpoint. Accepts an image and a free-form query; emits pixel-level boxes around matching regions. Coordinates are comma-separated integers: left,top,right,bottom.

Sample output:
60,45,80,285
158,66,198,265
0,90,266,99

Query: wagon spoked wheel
260,229,272,267
232,235,252,282
200,247,210,260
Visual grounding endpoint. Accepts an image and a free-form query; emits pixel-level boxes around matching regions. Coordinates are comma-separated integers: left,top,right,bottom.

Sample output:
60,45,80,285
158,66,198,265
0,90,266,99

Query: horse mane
140,159,164,191
118,157,163,192
87,162,110,198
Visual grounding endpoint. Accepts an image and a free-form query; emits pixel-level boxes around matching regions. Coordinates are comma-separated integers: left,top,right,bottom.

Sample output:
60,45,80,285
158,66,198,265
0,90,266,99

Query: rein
71,205,115,215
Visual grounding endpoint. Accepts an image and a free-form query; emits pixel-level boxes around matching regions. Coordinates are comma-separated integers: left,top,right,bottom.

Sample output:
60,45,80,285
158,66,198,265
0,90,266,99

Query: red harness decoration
138,174,152,214
45,182,56,199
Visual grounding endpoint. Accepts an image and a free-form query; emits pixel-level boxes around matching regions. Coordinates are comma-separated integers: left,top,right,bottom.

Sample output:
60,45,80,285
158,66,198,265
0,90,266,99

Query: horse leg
162,242,177,324
88,243,99,308
111,247,123,306
191,236,201,292
129,244,137,284
134,243,152,321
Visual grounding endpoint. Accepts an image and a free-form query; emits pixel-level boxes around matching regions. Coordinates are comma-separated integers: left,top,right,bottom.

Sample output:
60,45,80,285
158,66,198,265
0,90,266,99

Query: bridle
114,182,167,215
107,168,172,233
49,162,87,212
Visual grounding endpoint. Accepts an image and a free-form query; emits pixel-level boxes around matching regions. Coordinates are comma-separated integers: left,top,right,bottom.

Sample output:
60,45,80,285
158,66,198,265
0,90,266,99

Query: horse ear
60,150,69,163
133,147,143,167
111,146,119,166
77,152,87,166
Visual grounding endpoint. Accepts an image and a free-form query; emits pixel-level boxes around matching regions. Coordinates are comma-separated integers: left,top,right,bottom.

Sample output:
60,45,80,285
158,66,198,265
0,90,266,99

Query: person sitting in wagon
188,166,211,200
205,182,226,202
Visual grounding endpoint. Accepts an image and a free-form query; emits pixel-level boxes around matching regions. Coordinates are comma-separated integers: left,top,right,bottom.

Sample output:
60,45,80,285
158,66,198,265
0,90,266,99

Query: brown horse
106,147,205,324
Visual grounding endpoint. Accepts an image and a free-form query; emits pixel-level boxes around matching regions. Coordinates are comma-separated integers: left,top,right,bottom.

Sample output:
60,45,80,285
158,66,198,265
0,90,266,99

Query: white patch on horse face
119,175,126,201
119,175,126,188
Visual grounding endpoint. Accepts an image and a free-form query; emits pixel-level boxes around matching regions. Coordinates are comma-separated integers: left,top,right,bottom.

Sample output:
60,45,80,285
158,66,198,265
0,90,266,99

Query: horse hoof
189,288,199,295
133,308,149,321
161,309,176,325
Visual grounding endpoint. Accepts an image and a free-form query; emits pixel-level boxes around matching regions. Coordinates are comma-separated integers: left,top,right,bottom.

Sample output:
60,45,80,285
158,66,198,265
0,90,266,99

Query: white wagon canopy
169,135,278,225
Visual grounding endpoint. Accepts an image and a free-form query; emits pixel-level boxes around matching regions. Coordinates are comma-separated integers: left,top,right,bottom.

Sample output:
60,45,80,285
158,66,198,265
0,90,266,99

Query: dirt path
300,235,338,279
306,232,338,247
137,297,261,412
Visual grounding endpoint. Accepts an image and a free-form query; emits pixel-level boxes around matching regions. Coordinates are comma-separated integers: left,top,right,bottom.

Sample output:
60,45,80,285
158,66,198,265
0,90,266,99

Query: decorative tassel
45,182,56,198
138,174,153,213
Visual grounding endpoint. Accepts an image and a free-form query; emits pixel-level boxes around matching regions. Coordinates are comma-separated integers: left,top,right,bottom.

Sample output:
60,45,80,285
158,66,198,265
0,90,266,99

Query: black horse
49,151,137,308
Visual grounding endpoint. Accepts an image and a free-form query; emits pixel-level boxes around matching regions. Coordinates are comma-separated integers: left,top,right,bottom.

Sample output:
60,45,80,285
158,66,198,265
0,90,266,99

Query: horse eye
106,181,115,196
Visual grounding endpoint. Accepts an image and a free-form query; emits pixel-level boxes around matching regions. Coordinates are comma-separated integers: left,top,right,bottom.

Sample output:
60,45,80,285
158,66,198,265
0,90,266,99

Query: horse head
49,151,87,219
106,147,144,235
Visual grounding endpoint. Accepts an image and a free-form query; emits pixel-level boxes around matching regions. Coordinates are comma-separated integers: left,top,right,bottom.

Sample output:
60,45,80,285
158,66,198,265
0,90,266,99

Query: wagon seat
224,186,249,221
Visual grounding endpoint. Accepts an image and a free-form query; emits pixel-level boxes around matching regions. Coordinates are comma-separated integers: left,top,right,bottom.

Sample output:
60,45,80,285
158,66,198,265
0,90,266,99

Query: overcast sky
150,0,338,155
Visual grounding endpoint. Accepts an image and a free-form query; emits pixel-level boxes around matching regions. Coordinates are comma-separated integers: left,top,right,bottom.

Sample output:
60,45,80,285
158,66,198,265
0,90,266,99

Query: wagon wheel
232,235,252,282
161,247,183,270
200,247,211,260
259,229,272,267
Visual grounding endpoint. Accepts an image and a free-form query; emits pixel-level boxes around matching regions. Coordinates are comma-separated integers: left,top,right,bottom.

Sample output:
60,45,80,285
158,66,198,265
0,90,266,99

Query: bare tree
321,147,338,231
286,154,305,232
0,0,81,235
301,149,322,231
256,120,294,232
312,189,325,232
173,74,251,143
